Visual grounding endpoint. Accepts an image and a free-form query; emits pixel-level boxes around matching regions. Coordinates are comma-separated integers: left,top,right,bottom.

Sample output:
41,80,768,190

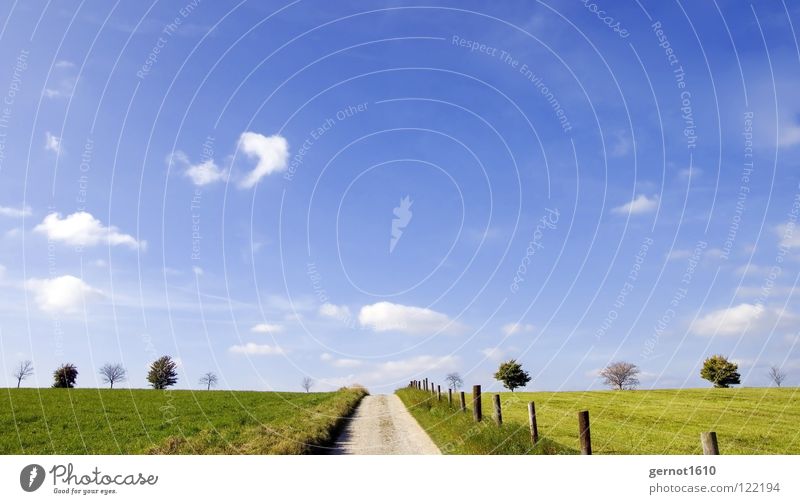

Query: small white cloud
609,132,631,157
169,151,226,186
44,63,76,99
332,358,363,368
734,264,774,278
502,323,535,336
0,264,6,279
34,211,143,249
192,266,204,276
0,205,32,218
612,194,658,215
25,275,103,314
358,301,463,335
678,167,702,181
691,303,765,336
229,343,285,355
237,132,289,189
776,222,800,249
320,353,332,361
666,249,691,261
481,347,506,362
319,303,351,320
779,123,800,147
250,323,283,333
45,132,62,154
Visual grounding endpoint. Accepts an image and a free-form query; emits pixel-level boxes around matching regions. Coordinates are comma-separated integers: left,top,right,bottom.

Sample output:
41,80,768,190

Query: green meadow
397,387,800,454
0,387,366,454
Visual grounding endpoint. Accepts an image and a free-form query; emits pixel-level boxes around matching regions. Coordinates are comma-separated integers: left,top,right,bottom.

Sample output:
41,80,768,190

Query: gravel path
332,394,441,455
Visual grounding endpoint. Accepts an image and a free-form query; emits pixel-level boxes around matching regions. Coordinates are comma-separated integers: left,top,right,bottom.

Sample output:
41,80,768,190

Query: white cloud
192,266,204,276
186,159,226,186
0,205,32,218
776,222,800,248
678,167,702,181
228,343,285,355
25,275,103,314
34,211,143,249
481,347,506,362
734,264,774,278
779,123,800,147
45,132,62,154
691,303,765,336
319,303,351,320
0,264,5,279
169,151,226,186
43,66,76,99
666,249,691,261
237,132,289,188
320,353,332,361
502,323,535,336
358,301,463,335
250,323,283,333
611,194,658,215
332,358,363,368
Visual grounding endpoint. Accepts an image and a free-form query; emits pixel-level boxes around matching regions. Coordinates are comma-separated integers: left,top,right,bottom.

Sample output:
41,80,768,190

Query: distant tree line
11,355,220,391
9,354,791,391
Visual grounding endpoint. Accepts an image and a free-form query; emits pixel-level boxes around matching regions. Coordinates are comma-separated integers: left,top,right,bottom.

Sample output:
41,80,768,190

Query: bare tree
199,372,218,391
301,376,314,393
99,363,127,389
599,361,640,390
768,365,786,387
445,372,463,391
13,360,34,388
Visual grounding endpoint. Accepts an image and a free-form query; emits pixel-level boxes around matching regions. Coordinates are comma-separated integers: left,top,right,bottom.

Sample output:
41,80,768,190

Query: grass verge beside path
0,387,367,454
395,388,575,454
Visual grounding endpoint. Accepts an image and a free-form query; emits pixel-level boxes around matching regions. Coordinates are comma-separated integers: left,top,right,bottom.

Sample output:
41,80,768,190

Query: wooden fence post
701,432,719,455
493,394,502,426
424,378,428,391
437,385,441,400
448,388,453,406
473,385,482,422
578,410,591,455
528,401,539,445
460,391,466,412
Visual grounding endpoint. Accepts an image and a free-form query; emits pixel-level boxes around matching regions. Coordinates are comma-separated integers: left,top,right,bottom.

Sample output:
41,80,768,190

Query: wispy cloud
358,301,464,335
34,211,143,249
229,343,285,355
611,194,658,215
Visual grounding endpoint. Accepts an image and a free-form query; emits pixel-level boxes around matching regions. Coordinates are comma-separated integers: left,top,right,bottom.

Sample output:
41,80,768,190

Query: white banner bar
1,455,797,503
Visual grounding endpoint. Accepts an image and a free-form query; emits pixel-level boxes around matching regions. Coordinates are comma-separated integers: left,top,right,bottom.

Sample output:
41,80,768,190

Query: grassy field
0,387,366,454
397,387,800,454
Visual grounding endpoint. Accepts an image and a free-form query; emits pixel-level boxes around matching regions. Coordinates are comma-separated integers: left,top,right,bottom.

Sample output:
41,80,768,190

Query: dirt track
332,394,441,455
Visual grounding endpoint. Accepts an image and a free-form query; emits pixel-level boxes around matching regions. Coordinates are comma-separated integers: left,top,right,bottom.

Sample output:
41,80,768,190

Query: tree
52,363,78,388
445,372,463,390
493,359,531,392
768,365,786,387
700,355,741,388
301,376,314,393
599,361,640,390
199,372,218,391
147,356,178,390
99,363,126,389
13,360,34,388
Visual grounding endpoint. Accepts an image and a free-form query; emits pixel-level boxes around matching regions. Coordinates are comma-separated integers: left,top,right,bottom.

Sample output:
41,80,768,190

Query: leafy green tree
52,363,78,388
493,359,531,392
700,355,741,388
147,356,179,390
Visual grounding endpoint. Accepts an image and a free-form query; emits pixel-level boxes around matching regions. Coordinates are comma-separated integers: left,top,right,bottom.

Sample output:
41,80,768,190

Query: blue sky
1,0,799,393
